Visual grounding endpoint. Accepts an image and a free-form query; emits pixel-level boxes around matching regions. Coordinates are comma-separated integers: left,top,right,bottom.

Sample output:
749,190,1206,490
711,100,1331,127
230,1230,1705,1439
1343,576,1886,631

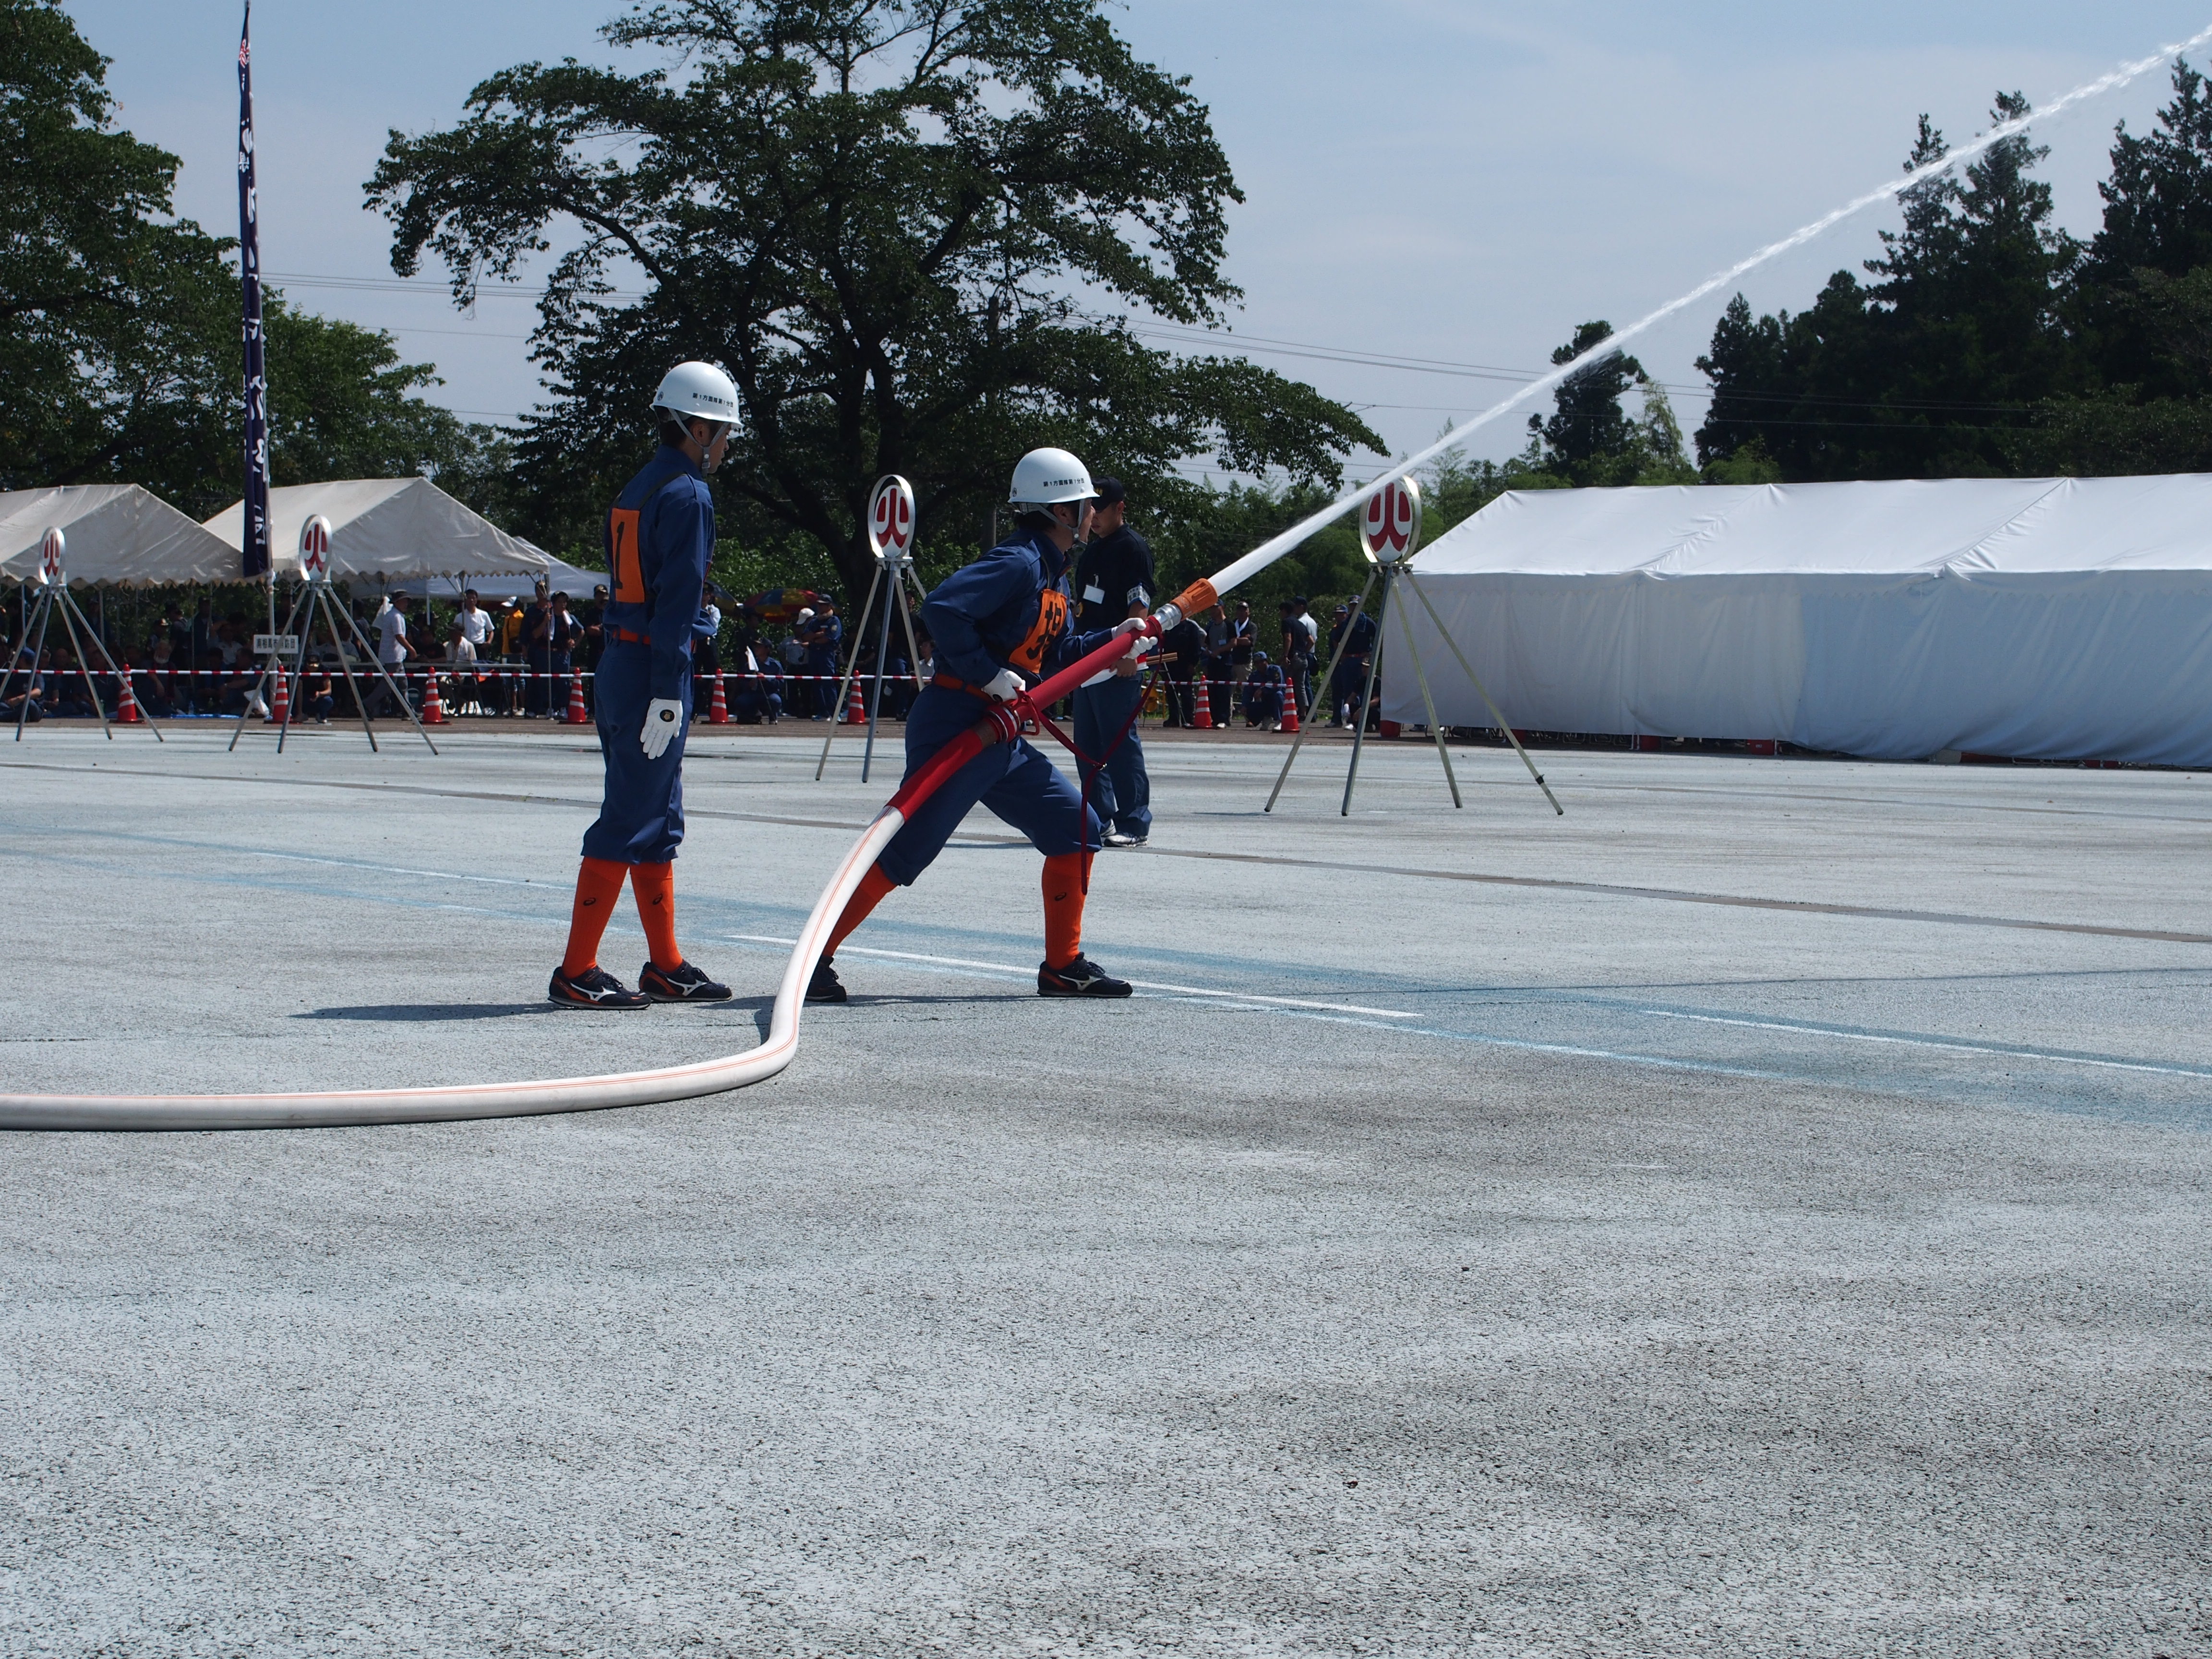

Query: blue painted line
10,821,2209,1129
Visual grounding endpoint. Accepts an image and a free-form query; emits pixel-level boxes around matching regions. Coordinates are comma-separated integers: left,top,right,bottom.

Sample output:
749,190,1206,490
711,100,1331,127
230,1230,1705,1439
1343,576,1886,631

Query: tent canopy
1388,475,2212,767
0,485,244,586
203,478,550,580
390,555,605,604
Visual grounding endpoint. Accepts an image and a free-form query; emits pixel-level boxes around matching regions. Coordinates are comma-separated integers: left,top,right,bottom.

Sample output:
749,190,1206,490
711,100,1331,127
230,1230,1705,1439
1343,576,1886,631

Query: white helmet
651,361,740,427
1008,446,1094,507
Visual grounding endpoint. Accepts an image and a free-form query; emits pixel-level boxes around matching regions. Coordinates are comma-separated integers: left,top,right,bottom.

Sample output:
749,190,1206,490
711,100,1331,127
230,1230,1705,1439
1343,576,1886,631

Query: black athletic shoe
548,965,649,1009
1037,955,1133,998
639,960,733,1003
806,957,848,1004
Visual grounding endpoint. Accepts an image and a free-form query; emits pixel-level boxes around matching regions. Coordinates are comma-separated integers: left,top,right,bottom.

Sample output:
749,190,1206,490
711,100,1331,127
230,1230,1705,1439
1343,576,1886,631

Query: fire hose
0,577,1232,1131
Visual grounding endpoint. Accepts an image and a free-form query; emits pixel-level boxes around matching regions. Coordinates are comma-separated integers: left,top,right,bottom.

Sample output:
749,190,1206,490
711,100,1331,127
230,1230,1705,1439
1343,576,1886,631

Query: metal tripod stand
228,570,437,755
1265,475,1560,817
818,475,930,783
8,527,161,743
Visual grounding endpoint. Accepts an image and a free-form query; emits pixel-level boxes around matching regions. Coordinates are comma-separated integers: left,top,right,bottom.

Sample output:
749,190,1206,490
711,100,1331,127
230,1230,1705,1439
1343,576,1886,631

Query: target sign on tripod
867,474,916,562
1359,475,1422,565
37,526,64,586
299,515,332,582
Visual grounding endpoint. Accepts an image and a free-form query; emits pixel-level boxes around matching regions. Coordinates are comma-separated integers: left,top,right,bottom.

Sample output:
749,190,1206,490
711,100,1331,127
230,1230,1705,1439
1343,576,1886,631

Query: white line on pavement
1642,1009,2212,1079
724,934,1418,1018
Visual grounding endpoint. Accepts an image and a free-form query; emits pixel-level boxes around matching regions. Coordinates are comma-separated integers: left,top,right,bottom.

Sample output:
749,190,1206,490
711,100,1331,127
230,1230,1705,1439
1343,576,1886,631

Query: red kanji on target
1361,479,1417,560
300,516,331,581
868,475,915,559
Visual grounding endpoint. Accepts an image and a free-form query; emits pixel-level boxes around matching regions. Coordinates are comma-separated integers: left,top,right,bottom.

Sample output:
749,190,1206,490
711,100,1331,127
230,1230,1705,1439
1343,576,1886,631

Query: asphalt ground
3,717,2208,1657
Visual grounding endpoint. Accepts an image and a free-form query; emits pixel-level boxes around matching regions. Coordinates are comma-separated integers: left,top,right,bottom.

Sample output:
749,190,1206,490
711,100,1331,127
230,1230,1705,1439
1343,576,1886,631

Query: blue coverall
1070,523,1155,839
583,445,715,866
878,525,1118,887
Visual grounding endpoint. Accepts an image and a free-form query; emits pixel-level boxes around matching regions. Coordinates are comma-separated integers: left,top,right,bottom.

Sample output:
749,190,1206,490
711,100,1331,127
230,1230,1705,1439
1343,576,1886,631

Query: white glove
1111,617,1155,675
640,697,684,758
980,668,1026,703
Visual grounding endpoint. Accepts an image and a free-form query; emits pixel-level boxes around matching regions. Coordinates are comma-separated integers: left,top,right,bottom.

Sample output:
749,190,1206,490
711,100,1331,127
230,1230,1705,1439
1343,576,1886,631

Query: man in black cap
1282,595,1318,720
1071,477,1153,847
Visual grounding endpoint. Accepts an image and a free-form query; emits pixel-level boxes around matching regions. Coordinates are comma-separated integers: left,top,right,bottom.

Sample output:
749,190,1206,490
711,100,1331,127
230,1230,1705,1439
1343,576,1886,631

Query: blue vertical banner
237,1,270,580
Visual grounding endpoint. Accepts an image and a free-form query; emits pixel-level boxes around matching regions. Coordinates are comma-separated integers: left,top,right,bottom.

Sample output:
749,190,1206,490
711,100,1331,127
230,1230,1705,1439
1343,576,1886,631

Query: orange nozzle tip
1169,579,1218,618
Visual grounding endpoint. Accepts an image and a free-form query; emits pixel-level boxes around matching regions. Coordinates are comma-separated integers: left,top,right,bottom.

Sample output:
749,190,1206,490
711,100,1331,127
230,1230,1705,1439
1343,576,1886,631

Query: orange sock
561,857,630,976
630,861,682,971
827,864,898,958
1043,853,1087,968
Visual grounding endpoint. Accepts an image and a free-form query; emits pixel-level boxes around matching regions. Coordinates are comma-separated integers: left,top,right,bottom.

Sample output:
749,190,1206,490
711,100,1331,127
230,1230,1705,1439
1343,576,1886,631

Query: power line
271,270,2065,424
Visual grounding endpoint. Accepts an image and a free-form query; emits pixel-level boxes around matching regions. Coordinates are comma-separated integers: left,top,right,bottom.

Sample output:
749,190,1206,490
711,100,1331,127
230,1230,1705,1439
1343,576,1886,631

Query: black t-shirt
1074,526,1156,631
1227,615,1255,665
1163,616,1206,674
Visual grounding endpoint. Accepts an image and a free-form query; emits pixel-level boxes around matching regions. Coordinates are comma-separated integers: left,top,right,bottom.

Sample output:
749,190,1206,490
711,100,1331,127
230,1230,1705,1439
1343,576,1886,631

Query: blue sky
62,0,2212,477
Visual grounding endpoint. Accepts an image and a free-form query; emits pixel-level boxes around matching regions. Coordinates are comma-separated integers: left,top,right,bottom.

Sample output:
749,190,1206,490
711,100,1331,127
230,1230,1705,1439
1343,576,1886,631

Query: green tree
0,0,238,498
1695,94,2081,480
366,0,1379,598
2019,62,2212,468
0,0,508,521
1530,320,1645,484
1515,321,1693,487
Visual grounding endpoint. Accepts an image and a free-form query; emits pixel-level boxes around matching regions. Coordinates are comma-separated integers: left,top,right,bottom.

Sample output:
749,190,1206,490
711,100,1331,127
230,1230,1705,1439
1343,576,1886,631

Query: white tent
0,485,244,586
390,554,604,604
203,478,550,581
1388,475,2212,767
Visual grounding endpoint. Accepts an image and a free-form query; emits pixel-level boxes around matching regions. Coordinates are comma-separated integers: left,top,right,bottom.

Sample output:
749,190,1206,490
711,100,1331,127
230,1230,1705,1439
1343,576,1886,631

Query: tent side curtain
1383,474,2212,768
203,477,551,580
0,485,247,587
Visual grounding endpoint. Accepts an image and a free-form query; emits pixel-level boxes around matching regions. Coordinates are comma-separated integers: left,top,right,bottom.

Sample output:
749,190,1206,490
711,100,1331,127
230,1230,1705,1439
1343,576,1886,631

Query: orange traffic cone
564,671,589,725
421,672,447,725
707,671,731,724
267,665,288,726
116,666,144,724
842,677,866,723
1278,697,1298,734
1191,678,1213,730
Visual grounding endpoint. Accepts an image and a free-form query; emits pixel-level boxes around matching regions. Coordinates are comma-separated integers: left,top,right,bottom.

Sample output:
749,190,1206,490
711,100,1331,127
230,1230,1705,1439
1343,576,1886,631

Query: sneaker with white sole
1102,830,1149,848
548,964,649,1009
1037,955,1133,998
639,960,733,1002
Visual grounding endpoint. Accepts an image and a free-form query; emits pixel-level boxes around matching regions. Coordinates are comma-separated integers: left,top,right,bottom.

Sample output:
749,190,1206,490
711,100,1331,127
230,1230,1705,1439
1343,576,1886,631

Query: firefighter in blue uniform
808,448,1151,1002
548,362,740,1009
1071,477,1154,847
